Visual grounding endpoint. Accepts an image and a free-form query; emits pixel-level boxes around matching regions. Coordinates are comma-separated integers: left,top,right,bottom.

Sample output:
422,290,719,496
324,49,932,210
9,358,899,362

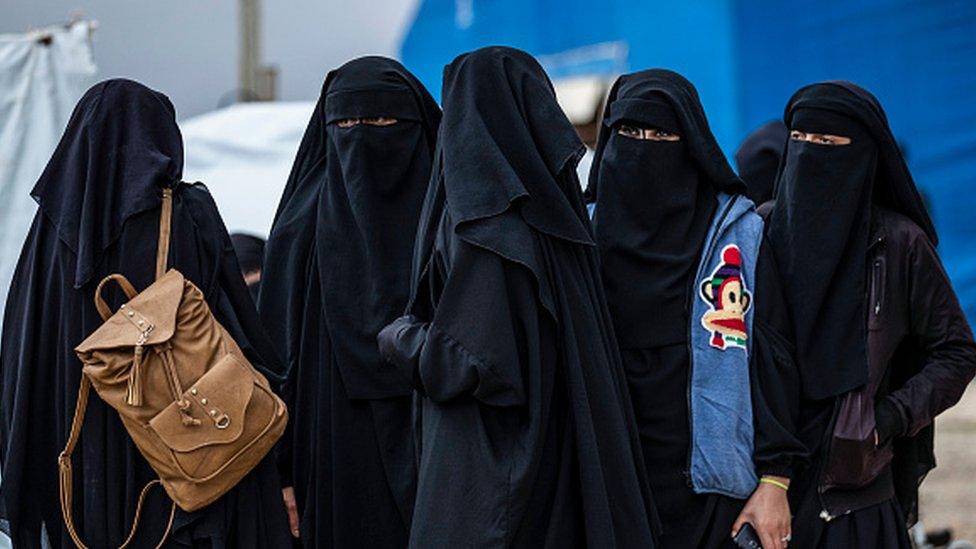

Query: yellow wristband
760,477,789,491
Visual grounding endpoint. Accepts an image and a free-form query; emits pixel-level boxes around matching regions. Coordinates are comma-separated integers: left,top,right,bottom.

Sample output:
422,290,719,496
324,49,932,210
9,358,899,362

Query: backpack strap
156,187,173,280
59,187,178,548
59,393,176,549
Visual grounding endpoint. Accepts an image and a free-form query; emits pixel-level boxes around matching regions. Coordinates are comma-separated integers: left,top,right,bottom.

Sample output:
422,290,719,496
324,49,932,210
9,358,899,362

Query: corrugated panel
401,0,976,320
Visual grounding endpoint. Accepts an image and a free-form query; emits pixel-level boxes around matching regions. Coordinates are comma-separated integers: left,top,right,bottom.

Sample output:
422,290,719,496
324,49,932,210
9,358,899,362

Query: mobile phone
733,522,762,549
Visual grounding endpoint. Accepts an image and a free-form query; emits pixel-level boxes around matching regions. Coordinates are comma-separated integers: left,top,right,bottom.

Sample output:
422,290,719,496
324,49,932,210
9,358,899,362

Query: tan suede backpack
59,187,288,548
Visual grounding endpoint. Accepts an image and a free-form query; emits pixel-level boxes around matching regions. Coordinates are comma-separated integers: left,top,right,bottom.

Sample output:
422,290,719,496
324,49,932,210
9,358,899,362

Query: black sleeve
886,233,976,437
378,232,538,407
750,240,808,479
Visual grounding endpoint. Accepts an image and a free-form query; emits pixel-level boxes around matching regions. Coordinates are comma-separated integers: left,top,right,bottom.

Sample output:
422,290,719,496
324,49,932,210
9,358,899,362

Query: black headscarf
405,46,659,547
231,233,265,300
230,233,265,274
735,120,788,206
258,57,440,545
585,69,745,348
409,45,595,314
1,79,290,547
768,81,936,401
261,56,440,400
30,79,183,289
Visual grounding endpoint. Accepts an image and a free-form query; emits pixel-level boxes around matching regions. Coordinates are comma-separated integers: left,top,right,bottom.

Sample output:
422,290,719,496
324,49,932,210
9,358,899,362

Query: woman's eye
818,136,832,144
362,117,398,126
337,118,360,128
618,125,644,139
649,129,681,141
790,130,805,141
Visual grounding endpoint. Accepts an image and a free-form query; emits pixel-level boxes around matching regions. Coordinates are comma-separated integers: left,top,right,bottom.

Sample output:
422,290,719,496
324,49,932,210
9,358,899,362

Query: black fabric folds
586,69,742,348
0,79,291,548
258,57,440,547
396,46,658,548
30,79,184,289
735,120,788,206
768,81,936,400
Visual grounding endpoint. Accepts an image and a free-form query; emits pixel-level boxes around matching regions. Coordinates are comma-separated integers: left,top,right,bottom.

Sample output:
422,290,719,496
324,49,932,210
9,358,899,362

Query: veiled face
616,123,681,141
335,116,399,128
789,129,851,146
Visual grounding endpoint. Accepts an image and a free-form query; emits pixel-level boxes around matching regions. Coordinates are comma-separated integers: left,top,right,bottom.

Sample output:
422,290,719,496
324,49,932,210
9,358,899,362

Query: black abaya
379,46,658,549
617,247,803,549
257,57,440,548
0,80,290,549
585,70,805,548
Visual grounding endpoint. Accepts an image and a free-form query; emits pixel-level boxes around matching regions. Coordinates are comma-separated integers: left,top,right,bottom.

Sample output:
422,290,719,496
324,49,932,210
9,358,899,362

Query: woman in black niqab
257,57,440,547
0,79,292,547
769,81,936,402
769,82,975,548
585,70,805,549
378,46,658,548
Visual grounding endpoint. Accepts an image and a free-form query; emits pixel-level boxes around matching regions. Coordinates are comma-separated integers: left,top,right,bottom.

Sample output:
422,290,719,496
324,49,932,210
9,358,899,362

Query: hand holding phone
733,523,762,549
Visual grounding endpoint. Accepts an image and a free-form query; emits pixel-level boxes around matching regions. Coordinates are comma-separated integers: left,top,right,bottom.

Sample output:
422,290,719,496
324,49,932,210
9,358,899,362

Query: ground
919,383,976,543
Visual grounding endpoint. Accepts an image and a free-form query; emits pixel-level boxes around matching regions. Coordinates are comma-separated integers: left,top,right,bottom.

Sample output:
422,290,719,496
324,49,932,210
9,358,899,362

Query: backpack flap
148,353,282,482
75,270,185,354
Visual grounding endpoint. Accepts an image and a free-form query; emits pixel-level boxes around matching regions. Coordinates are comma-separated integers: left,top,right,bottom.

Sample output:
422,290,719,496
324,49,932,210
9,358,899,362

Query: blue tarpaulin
400,0,976,322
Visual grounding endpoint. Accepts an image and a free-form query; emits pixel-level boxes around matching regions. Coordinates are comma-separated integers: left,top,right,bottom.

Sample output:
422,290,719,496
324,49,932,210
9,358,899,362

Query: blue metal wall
400,0,976,321
733,0,976,322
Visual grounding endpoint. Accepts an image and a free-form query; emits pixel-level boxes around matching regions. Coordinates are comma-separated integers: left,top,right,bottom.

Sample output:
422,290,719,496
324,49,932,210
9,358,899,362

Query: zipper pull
126,325,154,407
819,509,835,522
136,324,154,345
873,260,882,316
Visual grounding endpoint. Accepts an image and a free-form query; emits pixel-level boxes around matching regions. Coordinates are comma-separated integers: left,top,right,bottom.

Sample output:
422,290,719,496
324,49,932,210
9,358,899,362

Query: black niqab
768,81,936,400
403,46,658,547
1,79,291,548
258,57,440,547
735,120,788,206
586,69,744,348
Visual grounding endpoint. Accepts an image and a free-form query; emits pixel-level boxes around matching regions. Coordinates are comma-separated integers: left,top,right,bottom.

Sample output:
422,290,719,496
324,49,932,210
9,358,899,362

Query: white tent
181,101,314,238
0,21,96,317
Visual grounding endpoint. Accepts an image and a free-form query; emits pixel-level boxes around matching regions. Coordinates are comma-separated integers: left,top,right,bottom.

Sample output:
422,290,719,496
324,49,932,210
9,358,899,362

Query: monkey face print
699,245,751,351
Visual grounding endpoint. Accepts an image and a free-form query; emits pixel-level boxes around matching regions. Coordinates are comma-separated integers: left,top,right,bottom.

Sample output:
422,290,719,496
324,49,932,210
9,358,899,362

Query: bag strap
156,187,173,281
58,379,176,549
93,274,138,321
59,187,178,548
91,188,174,321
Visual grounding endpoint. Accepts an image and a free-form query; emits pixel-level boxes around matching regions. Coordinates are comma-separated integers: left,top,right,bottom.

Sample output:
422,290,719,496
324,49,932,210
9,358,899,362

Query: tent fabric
181,101,315,237
0,21,96,322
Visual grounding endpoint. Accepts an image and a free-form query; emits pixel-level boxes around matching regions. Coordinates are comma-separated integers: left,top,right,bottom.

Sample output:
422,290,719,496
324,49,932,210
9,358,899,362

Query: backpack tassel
127,345,145,406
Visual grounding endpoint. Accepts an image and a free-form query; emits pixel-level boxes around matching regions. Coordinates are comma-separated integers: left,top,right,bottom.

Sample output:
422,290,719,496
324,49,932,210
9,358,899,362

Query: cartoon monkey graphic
700,244,751,351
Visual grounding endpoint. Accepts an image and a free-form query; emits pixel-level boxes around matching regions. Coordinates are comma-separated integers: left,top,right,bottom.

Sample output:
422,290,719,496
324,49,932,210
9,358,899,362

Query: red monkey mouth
709,317,746,334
